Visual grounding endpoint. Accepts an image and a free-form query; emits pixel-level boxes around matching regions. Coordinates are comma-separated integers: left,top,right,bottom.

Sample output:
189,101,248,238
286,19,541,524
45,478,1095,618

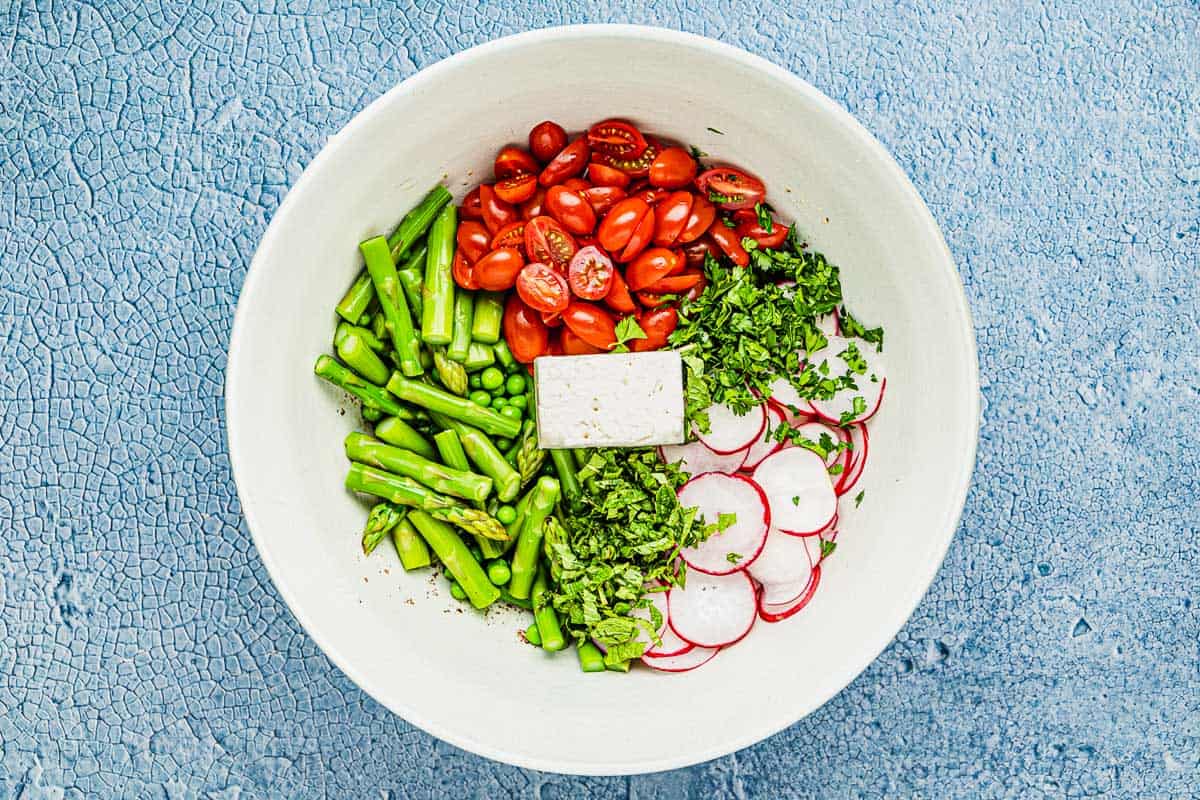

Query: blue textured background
1,1,1197,796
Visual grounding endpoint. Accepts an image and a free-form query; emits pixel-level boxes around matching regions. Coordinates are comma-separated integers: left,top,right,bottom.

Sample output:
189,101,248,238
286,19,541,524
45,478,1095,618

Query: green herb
708,190,736,205
828,463,844,476
839,396,868,425
854,490,865,508
755,202,773,233
819,540,837,560
611,315,648,353
838,307,884,350
792,495,801,506
726,552,743,564
707,126,725,135
689,145,708,159
839,341,868,375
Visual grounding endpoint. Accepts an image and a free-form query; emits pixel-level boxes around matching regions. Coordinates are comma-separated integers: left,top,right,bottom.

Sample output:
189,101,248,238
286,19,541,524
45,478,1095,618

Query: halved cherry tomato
619,210,656,262
539,137,590,187
474,247,526,291
736,218,788,248
677,194,716,243
461,187,483,220
652,190,694,246
625,247,682,291
636,291,672,308
545,185,597,235
520,186,546,220
494,146,539,180
561,300,617,350
575,235,598,249
452,249,479,290
528,120,568,163
707,220,750,267
731,208,757,225
596,197,651,254
586,119,647,158
632,306,678,351
586,162,631,188
524,215,578,272
648,146,698,189
603,268,638,313
634,187,670,205
503,294,549,363
567,245,614,300
641,270,703,294
592,137,659,178
456,220,491,264
495,173,538,205
580,186,627,216
695,167,766,210
516,262,569,313
490,220,526,251
561,327,605,355
683,271,708,302
561,177,592,194
479,184,518,234
681,235,720,268
541,309,563,328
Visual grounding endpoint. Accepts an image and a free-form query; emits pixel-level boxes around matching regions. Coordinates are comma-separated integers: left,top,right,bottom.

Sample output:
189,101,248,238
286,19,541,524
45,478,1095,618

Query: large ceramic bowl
226,25,979,775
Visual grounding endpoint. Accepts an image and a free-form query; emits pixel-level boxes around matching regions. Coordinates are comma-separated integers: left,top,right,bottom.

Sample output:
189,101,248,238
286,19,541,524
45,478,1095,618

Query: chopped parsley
755,202,774,233
792,495,801,506
854,490,865,508
708,190,736,204
611,315,648,353
726,552,743,564
819,540,837,560
828,463,844,476
689,145,708,159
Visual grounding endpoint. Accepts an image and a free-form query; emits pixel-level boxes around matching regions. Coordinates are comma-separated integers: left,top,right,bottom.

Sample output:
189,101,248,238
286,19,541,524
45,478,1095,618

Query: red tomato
695,167,766,210
618,209,656,262
677,195,716,243
561,300,617,350
452,249,479,290
494,173,538,205
586,119,648,158
567,245,614,300
731,208,757,225
455,220,491,263
683,271,708,302
596,197,651,254
539,137,590,187
634,187,670,205
490,221,526,251
524,215,578,272
528,121,568,163
632,306,678,351
519,186,546,220
516,262,570,313
592,137,659,178
580,186,627,216
503,294,549,363
603,269,638,313
541,309,563,328
636,291,672,308
641,270,703,294
561,327,605,355
652,191,694,247
561,177,592,194
681,235,720,268
648,146,698,189
625,247,682,291
474,247,526,290
460,187,483,220
494,146,539,180
575,235,598,249
736,218,788,248
545,185,597,235
707,220,750,267
545,329,564,357
479,184,518,234
586,162,631,188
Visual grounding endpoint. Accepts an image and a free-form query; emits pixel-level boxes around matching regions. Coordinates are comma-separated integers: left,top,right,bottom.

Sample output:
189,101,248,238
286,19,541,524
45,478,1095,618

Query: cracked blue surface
1,1,1198,796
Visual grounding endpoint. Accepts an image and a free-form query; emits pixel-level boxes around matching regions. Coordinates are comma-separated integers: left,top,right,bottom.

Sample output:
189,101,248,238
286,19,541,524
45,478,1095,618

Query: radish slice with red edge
694,402,766,454
632,591,672,650
758,566,822,622
643,620,691,657
641,645,720,672
805,335,887,425
659,440,747,476
753,448,837,535
747,527,814,586
759,573,812,605
836,422,869,495
667,571,757,648
741,404,784,470
677,473,769,575
788,421,850,471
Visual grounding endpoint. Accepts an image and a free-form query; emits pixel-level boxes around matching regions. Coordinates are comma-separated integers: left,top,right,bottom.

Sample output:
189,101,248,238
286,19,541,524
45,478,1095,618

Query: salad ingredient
596,197,652,256
432,414,522,503
545,185,597,234
470,291,505,344
386,375,520,438
375,416,437,460
344,463,506,541
407,511,500,609
805,335,888,424
652,191,694,246
336,271,375,323
666,570,757,648
591,136,658,178
313,355,413,419
362,502,404,555
524,215,578,271
495,173,538,205
676,473,770,575
695,167,766,211
473,247,525,291
478,184,519,233
706,219,750,266
587,119,648,158
740,404,785,470
602,270,637,313
585,162,629,187
758,567,822,622
387,183,453,261
391,517,432,571
539,137,590,186
567,246,615,300
561,301,617,350
334,329,389,386
447,292,475,363
515,263,570,313
420,203,458,345
751,448,837,535
531,567,567,652
502,294,550,363
836,422,870,495
494,145,539,179
456,220,492,263
658,439,747,474
746,527,814,587
508,476,561,599
344,432,492,502
576,641,606,672
529,120,568,162
694,401,766,455
648,146,699,189
632,306,678,352
360,236,424,377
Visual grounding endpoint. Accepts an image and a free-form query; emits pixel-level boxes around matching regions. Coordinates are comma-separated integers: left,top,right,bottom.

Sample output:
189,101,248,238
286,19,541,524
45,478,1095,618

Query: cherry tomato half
474,247,526,291
456,220,491,264
603,268,638,313
541,309,563,328
528,120,568,163
682,235,721,268
619,209,656,262
632,306,678,352
652,190,694,247
545,185,597,235
625,247,682,291
682,271,708,302
490,220,526,251
677,194,716,244
561,300,617,350
641,270,703,294
524,215,578,272
479,184,519,234
561,177,592,194
695,167,766,211
516,262,570,313
586,119,648,158
494,173,538,205
539,137,590,187
520,186,546,220
707,220,750,267
503,294,549,363
591,137,659,178
567,245,614,300
636,291,672,308
648,146,698,189
634,187,670,206
580,186,627,216
562,327,604,355
736,218,788,248
460,187,483,220
545,329,564,357
494,146,539,180
452,249,479,290
586,162,631,188
596,197,652,255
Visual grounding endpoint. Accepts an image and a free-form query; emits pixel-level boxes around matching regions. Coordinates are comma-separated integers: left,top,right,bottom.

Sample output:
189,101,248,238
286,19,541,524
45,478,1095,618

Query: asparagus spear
314,355,415,420
360,236,423,377
464,342,496,371
470,291,504,344
374,415,437,461
531,567,566,652
344,432,492,502
345,463,506,541
513,420,544,488
363,503,405,555
336,331,390,386
391,517,432,570
540,515,568,583
361,405,383,423
447,291,474,362
432,348,468,396
523,622,542,645
549,449,582,511
334,321,386,353
429,412,521,502
336,270,375,323
493,340,518,373
397,266,424,322
576,641,605,672
434,429,504,559
407,510,498,609
421,204,456,345
387,185,452,263
387,374,520,438
508,476,560,599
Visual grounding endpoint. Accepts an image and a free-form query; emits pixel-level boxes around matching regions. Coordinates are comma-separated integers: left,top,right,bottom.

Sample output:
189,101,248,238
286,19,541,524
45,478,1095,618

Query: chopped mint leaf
717,511,738,532
828,463,844,475
792,495,801,506
819,540,837,560
726,552,743,564
854,490,865,508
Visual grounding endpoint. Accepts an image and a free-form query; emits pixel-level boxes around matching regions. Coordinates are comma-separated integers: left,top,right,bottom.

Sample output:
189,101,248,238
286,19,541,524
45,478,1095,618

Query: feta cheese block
534,351,686,448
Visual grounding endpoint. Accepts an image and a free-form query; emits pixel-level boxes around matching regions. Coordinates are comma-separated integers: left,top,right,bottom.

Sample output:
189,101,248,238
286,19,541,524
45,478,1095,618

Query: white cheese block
534,351,686,448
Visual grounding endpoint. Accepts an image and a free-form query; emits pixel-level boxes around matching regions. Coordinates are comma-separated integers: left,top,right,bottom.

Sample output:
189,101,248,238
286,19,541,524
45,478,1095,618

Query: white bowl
226,25,979,775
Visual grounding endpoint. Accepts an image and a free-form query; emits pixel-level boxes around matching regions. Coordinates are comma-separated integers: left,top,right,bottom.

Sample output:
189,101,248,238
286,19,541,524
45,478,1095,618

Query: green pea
499,405,523,421
480,366,505,391
505,374,527,395
491,395,508,409
448,581,467,602
494,437,512,450
508,394,528,411
468,373,482,389
486,560,511,586
496,505,517,525
469,390,491,407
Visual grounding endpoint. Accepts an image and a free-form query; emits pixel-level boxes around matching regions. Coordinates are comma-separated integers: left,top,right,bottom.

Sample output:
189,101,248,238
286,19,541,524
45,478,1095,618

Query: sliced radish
753,448,838,535
677,473,770,575
694,402,765,454
815,312,840,337
660,440,747,476
760,573,812,605
644,622,691,657
805,335,886,425
641,645,720,672
632,591,670,649
667,571,757,648
767,376,806,415
787,421,850,472
836,422,869,495
742,405,785,470
746,527,814,586
759,566,822,622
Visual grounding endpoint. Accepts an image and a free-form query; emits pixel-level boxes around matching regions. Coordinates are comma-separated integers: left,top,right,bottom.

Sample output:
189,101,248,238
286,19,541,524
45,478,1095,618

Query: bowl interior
226,27,978,775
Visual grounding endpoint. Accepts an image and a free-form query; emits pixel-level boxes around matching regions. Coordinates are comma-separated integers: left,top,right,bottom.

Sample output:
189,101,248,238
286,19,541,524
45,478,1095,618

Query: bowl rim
225,23,981,775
